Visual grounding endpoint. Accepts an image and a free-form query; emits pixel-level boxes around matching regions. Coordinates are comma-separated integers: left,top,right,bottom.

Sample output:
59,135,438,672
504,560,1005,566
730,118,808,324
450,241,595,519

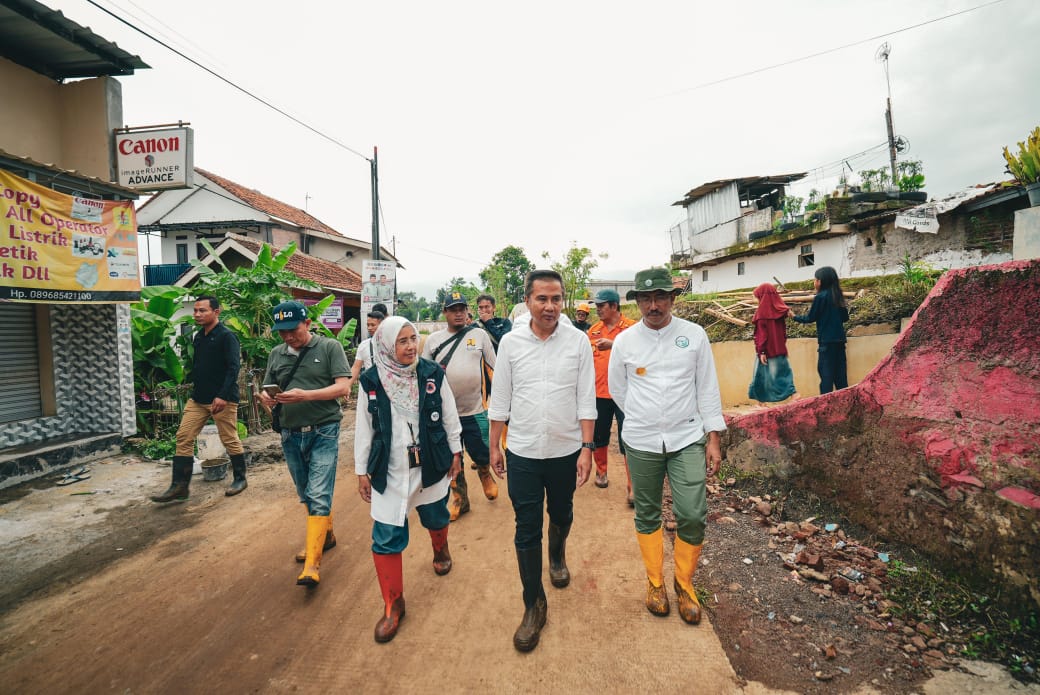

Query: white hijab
372,316,419,416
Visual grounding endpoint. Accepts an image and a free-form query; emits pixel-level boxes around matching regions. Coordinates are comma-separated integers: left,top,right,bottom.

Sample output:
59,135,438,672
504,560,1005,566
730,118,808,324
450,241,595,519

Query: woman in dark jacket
793,266,850,394
355,316,462,643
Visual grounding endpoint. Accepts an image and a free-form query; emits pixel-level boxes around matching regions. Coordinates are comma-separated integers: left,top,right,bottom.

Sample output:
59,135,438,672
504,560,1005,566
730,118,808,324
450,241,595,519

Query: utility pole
877,42,898,185
370,146,380,260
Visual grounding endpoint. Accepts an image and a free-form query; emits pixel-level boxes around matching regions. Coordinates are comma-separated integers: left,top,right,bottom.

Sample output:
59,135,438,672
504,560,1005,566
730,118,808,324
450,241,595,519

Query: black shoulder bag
430,325,474,367
270,345,311,433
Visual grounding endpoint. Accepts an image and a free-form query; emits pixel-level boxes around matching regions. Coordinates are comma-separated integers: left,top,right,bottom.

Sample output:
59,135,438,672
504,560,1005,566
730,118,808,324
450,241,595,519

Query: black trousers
506,449,578,550
817,342,848,394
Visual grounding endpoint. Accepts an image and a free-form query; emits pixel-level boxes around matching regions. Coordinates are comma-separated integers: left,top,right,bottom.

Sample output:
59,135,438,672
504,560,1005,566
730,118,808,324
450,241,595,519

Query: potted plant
1003,126,1040,207
896,160,927,202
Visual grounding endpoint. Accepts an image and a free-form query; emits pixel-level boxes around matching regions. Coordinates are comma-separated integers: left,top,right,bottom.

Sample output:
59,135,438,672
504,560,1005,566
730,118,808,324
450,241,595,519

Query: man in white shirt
489,270,596,653
608,267,726,627
422,291,499,519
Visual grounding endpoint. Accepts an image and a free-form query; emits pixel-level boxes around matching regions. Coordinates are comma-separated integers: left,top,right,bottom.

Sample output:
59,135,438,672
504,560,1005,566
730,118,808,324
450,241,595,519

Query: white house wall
690,236,855,293
689,227,1014,295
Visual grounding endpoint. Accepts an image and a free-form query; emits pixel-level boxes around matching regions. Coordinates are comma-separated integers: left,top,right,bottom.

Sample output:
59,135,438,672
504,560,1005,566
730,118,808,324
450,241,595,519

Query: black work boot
513,545,547,652
548,522,572,588
225,453,248,496
151,456,193,503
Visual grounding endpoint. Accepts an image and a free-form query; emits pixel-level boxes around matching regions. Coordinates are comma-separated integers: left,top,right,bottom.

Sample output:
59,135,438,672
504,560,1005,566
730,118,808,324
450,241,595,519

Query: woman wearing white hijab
355,316,462,643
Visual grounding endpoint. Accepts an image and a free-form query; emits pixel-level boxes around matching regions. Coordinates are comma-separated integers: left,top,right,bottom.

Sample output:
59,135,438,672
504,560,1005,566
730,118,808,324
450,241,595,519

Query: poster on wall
0,169,140,303
302,297,345,330
360,259,396,338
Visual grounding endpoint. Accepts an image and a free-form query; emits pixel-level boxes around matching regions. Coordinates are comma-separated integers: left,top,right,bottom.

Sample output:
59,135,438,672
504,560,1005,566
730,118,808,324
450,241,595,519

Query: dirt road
0,416,768,694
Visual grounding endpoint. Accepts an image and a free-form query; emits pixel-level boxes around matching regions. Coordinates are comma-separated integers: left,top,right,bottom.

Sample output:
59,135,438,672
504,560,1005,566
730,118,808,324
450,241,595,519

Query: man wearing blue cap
259,300,352,587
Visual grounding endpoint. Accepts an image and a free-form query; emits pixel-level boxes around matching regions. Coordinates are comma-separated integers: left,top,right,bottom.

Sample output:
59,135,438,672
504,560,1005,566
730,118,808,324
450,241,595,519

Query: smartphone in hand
262,384,283,398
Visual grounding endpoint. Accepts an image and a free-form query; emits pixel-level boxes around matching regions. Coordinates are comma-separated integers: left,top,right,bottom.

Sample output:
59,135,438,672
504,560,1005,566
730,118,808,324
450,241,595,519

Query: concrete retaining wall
713,331,900,407
724,260,1040,608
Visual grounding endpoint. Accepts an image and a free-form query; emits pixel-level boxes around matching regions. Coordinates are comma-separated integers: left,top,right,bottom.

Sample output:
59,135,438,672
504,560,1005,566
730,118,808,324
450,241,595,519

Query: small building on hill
670,174,1030,293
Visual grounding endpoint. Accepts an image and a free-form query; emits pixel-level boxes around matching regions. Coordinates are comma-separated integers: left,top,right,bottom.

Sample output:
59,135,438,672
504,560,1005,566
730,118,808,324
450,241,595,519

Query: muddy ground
0,410,1034,694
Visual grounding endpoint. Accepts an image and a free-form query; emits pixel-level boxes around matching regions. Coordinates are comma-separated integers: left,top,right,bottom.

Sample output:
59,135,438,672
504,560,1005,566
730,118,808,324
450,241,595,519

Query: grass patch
884,556,1040,682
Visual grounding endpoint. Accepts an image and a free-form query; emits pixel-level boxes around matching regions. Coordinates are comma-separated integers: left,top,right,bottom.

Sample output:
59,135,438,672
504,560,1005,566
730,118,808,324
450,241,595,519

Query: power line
655,0,1008,100
84,0,370,162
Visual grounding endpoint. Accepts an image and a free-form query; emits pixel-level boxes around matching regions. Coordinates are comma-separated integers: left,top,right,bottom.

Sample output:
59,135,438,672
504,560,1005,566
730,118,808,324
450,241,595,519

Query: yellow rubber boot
296,512,336,562
477,465,498,500
673,537,703,624
296,516,330,586
636,529,669,616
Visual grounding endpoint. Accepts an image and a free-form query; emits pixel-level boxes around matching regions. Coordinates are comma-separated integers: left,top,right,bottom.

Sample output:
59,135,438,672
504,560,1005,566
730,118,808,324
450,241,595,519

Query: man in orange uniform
587,289,636,500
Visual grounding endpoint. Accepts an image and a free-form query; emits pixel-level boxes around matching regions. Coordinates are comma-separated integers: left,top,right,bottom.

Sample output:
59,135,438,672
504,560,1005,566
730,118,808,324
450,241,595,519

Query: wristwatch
581,442,596,450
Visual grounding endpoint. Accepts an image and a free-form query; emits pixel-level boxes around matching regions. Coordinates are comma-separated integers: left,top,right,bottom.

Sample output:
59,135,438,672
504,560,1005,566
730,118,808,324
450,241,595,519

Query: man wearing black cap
608,268,725,627
151,294,248,503
421,291,498,518
259,300,352,588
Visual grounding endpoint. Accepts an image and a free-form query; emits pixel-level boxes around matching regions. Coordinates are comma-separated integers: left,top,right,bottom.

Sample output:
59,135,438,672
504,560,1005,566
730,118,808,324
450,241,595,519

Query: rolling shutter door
0,303,43,423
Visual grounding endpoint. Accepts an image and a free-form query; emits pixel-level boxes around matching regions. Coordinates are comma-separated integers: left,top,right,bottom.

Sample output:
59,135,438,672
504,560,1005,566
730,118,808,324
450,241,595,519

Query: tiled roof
196,168,343,237
228,234,361,293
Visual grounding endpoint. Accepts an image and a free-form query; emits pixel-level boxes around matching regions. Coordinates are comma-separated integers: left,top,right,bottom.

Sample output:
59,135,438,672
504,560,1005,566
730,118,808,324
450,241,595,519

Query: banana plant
1003,126,1040,184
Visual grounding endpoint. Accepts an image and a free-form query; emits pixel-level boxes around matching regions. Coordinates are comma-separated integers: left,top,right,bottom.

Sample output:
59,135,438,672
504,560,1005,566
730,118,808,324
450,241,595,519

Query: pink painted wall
725,260,1040,608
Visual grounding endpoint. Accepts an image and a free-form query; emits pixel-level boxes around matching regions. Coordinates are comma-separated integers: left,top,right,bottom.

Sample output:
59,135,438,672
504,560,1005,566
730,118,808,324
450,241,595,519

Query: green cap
626,268,678,300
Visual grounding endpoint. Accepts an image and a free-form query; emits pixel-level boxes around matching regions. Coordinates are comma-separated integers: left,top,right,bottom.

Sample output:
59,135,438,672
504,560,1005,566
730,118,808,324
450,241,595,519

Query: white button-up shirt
488,318,596,459
608,316,726,454
354,382,462,527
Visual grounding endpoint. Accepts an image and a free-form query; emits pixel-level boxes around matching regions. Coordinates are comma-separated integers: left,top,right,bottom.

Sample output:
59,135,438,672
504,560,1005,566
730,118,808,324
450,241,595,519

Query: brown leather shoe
674,579,702,624
513,596,547,652
374,596,406,643
646,579,670,617
594,473,608,489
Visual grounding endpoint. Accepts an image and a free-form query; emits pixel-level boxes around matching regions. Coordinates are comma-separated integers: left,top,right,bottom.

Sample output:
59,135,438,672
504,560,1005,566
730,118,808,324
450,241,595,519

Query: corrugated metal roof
673,172,807,207
0,0,149,81
0,147,139,198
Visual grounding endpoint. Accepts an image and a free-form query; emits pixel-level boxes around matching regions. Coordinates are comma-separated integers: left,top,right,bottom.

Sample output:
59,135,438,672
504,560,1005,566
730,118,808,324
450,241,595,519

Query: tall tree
479,245,534,306
434,277,481,312
542,243,606,314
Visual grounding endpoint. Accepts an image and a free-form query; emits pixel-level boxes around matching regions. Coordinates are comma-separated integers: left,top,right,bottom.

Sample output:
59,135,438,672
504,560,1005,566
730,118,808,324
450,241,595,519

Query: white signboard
115,127,194,191
895,184,996,235
361,259,396,338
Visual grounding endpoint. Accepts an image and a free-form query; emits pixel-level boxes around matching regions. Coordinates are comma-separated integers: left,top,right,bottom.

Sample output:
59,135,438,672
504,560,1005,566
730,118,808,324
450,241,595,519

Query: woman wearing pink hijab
748,283,796,403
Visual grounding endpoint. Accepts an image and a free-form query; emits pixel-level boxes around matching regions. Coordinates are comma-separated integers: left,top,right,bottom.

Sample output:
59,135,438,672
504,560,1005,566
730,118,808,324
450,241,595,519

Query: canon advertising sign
115,126,194,191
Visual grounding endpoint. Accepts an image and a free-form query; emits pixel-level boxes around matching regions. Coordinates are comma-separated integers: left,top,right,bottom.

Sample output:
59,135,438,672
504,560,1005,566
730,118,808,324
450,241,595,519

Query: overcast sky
45,0,1040,298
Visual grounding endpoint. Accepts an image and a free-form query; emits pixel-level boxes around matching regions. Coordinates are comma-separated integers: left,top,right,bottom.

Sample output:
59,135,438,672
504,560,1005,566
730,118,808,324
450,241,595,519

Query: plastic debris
767,611,776,620
825,523,838,532
742,558,753,565
839,567,864,582
877,552,890,563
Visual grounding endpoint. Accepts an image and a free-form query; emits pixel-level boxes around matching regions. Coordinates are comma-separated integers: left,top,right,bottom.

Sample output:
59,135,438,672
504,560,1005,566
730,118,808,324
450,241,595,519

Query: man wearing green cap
608,268,725,626
260,300,352,588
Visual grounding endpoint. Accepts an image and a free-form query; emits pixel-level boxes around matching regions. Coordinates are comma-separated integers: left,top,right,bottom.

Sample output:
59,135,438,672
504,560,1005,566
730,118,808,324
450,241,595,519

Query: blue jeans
281,421,340,516
460,412,490,466
506,449,578,550
626,438,708,545
371,494,450,554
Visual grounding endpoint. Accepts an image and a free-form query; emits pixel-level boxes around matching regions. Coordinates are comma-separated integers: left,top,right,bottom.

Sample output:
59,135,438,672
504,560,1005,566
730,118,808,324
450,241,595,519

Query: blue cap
272,301,308,330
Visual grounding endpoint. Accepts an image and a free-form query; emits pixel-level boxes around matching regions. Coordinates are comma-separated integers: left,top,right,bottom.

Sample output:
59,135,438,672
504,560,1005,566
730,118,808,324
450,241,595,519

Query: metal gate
0,303,43,423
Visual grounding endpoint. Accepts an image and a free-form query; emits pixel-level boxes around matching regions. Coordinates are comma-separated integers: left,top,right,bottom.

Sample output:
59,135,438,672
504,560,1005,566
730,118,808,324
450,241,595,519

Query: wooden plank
703,307,749,326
